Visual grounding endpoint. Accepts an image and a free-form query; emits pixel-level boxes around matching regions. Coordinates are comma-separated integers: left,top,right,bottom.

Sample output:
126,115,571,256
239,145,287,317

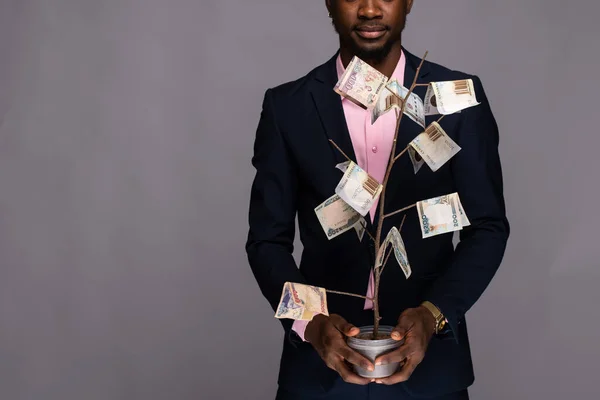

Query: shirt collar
335,50,406,85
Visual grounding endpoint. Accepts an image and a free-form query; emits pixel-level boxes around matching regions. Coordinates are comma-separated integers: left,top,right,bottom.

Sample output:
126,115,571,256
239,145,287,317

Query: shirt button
372,146,378,153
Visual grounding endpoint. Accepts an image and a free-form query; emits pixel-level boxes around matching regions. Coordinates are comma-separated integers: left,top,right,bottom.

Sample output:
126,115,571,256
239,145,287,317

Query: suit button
371,146,378,153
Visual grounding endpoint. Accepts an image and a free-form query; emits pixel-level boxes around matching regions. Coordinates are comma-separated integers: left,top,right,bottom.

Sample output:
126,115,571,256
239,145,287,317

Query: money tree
276,52,478,340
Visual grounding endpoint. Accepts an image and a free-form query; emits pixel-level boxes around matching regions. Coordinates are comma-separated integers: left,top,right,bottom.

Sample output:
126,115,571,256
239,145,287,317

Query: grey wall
0,0,598,399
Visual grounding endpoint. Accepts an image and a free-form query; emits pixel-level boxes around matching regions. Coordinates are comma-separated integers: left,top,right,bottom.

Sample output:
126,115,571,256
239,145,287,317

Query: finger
332,358,373,385
391,328,405,341
392,313,415,341
337,344,375,371
329,315,360,337
344,325,361,337
374,343,411,367
375,357,419,385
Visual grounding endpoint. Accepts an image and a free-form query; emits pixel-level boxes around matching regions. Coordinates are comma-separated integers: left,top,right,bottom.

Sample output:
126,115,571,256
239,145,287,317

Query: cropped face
327,0,413,62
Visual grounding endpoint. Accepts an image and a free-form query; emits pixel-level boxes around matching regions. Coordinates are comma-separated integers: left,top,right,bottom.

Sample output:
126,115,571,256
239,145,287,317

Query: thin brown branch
383,203,417,220
436,114,446,124
414,83,429,87
383,247,393,272
420,51,430,67
326,289,373,301
328,139,352,163
378,246,392,279
399,214,407,232
359,220,376,243
393,145,410,163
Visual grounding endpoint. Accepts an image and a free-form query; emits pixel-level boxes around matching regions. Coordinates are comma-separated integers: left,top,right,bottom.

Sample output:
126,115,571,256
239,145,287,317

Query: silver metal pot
346,325,403,379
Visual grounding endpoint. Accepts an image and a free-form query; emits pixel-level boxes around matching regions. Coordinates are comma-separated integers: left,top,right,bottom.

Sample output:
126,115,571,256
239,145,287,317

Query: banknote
375,227,411,278
409,122,461,172
383,80,426,127
408,146,425,174
425,79,480,115
417,193,469,238
315,194,362,240
275,282,329,321
456,195,471,228
354,217,367,242
334,56,389,109
335,161,351,173
335,161,382,216
424,84,441,116
370,87,401,125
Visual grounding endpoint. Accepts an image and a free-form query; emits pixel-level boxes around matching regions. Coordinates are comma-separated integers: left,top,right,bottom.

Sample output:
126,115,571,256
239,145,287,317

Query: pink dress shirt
292,51,407,341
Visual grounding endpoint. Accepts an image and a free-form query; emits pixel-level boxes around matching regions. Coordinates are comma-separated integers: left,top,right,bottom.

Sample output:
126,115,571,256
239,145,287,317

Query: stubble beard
349,37,395,64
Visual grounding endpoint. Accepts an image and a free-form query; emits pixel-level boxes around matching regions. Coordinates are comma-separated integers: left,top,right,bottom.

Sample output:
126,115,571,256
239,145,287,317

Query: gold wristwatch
421,301,446,334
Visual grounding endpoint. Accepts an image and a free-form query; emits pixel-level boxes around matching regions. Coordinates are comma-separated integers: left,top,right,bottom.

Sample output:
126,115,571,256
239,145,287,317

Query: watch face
437,320,446,332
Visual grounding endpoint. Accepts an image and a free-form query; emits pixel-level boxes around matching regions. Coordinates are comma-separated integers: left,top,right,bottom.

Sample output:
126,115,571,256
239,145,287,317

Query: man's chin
352,44,391,63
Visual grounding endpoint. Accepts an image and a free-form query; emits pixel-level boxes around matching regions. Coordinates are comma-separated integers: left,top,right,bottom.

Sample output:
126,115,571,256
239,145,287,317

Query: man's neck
339,43,403,78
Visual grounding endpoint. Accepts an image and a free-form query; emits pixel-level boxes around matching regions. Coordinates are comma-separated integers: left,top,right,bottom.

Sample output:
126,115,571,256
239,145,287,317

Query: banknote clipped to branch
409,122,461,172
354,218,367,242
334,56,388,109
408,147,425,174
377,80,426,127
275,282,329,321
375,227,411,278
335,161,383,217
315,194,366,241
416,192,470,239
424,79,480,115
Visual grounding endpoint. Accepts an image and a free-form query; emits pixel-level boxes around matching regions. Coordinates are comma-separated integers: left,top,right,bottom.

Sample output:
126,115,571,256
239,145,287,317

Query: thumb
392,315,412,341
344,324,360,337
330,315,360,337
391,328,406,341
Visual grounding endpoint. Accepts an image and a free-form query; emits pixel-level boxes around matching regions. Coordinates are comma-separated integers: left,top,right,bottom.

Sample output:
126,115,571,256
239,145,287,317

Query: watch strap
421,301,446,334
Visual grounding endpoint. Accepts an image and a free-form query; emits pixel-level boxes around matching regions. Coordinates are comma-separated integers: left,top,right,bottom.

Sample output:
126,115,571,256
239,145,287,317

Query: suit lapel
310,54,357,166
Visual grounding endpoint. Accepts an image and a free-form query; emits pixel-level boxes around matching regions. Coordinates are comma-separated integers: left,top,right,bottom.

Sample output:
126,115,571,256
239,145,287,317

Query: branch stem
359,220,376,243
399,214,407,232
383,203,417,220
393,145,410,163
378,247,392,281
328,139,352,163
326,289,373,301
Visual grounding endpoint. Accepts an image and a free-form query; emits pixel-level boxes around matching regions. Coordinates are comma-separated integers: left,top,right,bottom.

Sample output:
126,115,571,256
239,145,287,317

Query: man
246,1,509,399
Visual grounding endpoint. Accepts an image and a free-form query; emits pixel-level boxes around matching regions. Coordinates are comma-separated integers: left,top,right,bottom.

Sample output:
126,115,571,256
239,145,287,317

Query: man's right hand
304,314,374,385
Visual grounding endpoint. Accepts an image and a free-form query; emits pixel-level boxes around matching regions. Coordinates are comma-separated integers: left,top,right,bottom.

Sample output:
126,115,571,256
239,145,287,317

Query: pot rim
347,325,399,346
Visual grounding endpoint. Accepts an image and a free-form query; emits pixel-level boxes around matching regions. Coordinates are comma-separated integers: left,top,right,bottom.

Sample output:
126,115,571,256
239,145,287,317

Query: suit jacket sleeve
424,76,510,342
246,88,308,341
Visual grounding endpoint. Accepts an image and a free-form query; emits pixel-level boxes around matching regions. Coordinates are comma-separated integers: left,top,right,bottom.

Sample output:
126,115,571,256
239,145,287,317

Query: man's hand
305,314,375,385
373,306,436,385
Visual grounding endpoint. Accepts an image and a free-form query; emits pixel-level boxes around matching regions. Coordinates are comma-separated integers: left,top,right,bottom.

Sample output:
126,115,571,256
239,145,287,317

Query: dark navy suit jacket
246,47,510,398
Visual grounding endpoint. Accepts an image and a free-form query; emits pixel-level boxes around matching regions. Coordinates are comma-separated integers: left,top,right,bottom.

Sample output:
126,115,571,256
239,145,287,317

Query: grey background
0,0,598,399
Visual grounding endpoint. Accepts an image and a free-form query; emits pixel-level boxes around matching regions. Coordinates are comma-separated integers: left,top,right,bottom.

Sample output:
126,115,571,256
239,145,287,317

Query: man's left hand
373,306,436,385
